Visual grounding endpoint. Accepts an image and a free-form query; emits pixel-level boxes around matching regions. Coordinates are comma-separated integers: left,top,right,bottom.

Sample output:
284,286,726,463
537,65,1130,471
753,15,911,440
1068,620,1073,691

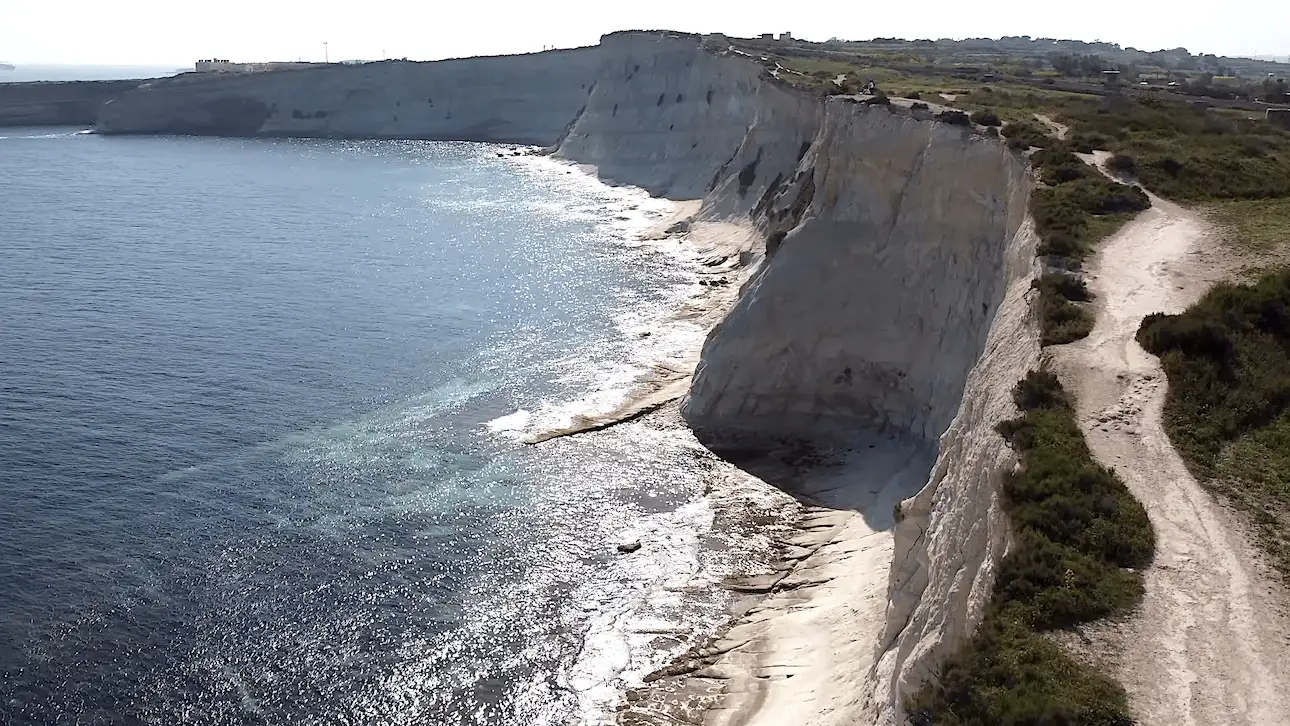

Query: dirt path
1034,113,1068,140
1051,193,1290,725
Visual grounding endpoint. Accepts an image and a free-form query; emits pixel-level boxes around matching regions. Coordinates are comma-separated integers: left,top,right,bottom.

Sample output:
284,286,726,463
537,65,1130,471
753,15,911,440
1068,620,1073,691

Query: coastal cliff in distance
93,31,1042,725
0,80,145,127
96,49,600,143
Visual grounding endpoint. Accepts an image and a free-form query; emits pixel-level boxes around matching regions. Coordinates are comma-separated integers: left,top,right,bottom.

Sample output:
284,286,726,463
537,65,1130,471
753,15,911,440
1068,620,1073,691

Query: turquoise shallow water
0,128,748,724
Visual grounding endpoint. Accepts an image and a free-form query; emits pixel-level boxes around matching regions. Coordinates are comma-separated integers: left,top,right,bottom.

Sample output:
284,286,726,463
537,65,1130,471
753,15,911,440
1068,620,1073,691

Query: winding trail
1051,188,1290,725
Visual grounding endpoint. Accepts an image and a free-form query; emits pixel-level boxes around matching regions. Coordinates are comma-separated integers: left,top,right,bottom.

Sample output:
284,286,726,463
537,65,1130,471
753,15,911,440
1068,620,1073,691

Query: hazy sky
3,0,1287,65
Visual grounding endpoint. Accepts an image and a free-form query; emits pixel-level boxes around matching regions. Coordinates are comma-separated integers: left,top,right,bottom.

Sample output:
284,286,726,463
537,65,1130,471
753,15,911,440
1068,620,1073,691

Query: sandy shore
618,438,933,726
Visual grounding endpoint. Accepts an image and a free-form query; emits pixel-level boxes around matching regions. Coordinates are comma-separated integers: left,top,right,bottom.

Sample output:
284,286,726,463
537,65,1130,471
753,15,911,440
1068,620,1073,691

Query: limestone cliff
97,50,600,143
0,79,143,127
561,36,1040,723
92,32,1041,724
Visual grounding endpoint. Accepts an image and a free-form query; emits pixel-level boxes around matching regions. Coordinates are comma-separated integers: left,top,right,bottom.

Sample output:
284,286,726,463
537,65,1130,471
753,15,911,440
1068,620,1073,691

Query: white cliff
95,32,1042,724
97,48,601,144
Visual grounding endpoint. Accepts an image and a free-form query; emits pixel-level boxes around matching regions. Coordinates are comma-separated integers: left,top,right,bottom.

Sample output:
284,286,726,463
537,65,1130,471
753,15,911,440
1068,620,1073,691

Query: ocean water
0,65,181,82
0,129,776,724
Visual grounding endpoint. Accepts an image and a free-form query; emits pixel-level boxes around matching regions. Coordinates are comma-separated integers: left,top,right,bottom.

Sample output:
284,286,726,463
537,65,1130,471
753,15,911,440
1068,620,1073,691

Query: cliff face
0,80,143,127
555,35,1040,724
683,104,1029,444
555,33,821,202
91,32,1040,723
97,51,600,144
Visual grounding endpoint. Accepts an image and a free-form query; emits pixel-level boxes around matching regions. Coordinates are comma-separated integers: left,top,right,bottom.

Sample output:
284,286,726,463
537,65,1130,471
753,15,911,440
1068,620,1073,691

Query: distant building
195,58,321,73
778,32,793,41
1102,69,1121,92
760,33,774,40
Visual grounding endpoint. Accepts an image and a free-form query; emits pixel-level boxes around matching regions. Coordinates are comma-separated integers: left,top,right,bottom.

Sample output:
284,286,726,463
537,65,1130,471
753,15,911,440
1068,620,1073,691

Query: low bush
1068,131,1112,153
1138,268,1290,581
970,109,1002,127
1025,144,1149,345
1032,179,1149,261
1107,153,1138,176
937,110,972,126
907,91,921,100
1001,120,1053,149
908,371,1152,724
911,101,930,111
1138,268,1290,470
1034,274,1095,345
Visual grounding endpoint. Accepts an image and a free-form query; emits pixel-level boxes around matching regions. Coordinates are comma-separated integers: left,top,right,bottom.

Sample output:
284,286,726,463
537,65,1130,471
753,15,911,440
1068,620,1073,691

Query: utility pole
324,42,329,63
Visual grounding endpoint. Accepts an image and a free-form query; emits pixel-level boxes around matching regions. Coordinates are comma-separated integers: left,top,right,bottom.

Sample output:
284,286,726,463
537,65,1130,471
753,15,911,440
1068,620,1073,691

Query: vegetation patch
937,110,971,126
1026,145,1150,345
1204,197,1290,252
954,88,1290,204
1034,274,1094,346
1137,269,1290,581
1001,120,1053,149
908,371,1153,725
970,109,1002,127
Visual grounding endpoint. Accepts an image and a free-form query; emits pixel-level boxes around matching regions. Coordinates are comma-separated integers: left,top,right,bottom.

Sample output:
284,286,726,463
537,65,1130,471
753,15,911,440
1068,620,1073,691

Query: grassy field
948,86,1290,204
1205,198,1290,252
908,372,1152,725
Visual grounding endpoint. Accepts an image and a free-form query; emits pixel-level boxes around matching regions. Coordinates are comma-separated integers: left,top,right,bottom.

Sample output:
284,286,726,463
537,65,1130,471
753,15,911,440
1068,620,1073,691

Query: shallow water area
0,129,776,724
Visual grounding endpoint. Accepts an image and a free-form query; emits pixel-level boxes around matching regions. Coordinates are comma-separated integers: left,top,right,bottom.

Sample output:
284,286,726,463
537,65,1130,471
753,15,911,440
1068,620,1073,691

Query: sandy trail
1033,113,1069,140
1052,191,1290,725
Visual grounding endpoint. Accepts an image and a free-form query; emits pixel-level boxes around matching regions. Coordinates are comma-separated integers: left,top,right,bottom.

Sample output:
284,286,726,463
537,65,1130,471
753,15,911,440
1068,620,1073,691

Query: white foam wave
484,408,532,438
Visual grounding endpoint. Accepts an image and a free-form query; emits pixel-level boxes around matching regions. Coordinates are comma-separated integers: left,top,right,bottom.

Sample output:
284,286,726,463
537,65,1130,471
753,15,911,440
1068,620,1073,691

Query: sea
0,65,183,83
0,128,785,724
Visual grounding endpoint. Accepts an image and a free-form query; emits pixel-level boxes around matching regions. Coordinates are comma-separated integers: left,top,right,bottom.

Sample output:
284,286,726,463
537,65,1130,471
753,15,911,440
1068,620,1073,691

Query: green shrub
937,110,972,126
907,615,1133,726
1138,269,1290,477
908,371,1152,725
1002,120,1052,149
1034,274,1095,345
1107,154,1138,176
1068,131,1112,153
970,109,1002,127
1032,179,1149,261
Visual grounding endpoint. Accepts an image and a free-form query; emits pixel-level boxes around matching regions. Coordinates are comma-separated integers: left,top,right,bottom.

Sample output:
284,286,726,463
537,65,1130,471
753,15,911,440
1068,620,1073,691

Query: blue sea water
0,65,181,83
0,129,759,724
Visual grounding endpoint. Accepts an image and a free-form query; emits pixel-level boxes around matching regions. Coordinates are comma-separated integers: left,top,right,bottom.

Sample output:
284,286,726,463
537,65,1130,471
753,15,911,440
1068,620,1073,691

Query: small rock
617,540,642,554
640,331,652,338
665,220,692,234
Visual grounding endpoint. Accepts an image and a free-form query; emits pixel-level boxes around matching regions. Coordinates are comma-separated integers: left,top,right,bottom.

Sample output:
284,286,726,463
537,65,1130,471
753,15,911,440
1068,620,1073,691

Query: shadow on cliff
703,431,937,527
